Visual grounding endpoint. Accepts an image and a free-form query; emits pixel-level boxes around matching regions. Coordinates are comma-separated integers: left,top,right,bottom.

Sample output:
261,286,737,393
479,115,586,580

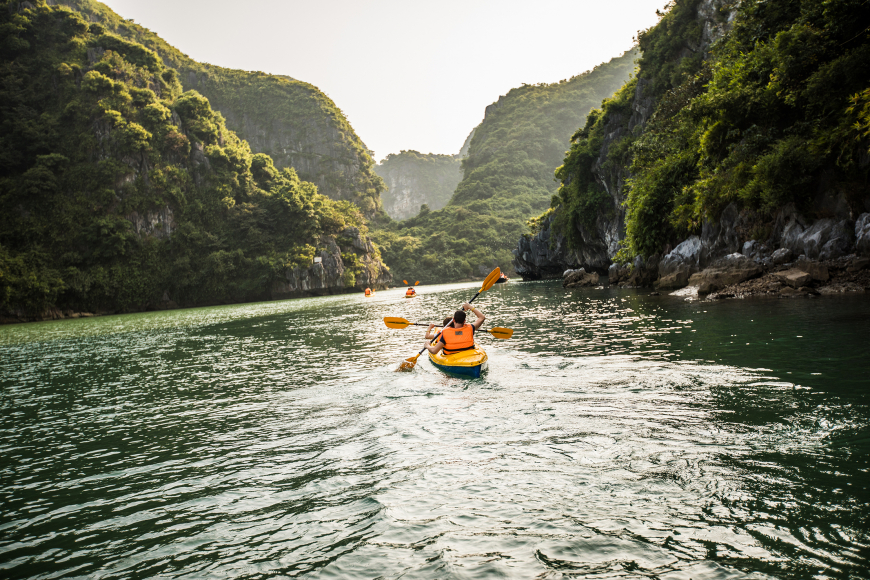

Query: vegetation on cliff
374,150,462,220
372,50,639,282
55,0,386,216
0,0,379,317
550,0,870,260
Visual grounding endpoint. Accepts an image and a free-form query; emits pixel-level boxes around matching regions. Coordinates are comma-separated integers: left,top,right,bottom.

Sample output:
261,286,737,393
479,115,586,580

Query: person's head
453,310,466,325
442,316,452,327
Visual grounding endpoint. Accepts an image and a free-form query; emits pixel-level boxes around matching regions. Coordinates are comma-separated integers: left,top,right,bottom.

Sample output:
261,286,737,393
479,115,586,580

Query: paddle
396,267,501,372
403,280,422,286
384,317,513,339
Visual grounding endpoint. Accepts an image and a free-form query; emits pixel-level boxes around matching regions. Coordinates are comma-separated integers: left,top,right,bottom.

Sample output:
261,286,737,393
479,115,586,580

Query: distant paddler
403,280,420,298
364,287,374,297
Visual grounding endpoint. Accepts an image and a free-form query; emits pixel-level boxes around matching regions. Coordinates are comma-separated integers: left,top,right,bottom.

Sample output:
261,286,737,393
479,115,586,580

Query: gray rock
659,236,702,277
796,259,829,282
856,213,870,256
775,269,813,289
564,271,600,288
780,217,853,260
127,205,175,239
689,253,762,295
771,247,793,265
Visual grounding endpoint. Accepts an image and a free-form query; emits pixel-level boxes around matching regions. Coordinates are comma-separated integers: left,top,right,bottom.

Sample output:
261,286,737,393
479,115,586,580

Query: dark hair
442,317,453,327
453,310,466,324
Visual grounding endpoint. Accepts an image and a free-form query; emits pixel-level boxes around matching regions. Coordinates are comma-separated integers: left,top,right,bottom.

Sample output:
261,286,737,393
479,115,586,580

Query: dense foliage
0,0,372,316
551,0,870,260
58,0,386,216
372,50,639,282
374,150,462,219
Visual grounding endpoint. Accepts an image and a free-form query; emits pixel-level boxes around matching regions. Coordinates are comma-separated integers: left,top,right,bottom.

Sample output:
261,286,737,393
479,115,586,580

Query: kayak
428,343,488,378
405,293,417,298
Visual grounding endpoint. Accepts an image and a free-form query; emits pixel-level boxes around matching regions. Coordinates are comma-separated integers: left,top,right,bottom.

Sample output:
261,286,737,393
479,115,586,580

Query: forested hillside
372,50,639,282
55,0,386,217
519,0,870,280
0,0,388,320
375,151,463,220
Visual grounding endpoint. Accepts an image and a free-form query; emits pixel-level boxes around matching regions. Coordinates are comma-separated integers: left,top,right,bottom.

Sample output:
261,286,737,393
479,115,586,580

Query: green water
1,281,868,579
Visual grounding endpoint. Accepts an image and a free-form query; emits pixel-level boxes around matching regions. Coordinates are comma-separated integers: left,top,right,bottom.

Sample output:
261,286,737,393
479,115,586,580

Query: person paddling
406,286,416,296
425,316,454,340
423,303,485,355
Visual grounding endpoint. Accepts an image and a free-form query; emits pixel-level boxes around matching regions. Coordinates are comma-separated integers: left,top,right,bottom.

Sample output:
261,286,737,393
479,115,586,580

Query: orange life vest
440,323,475,354
364,288,372,296
406,289,415,296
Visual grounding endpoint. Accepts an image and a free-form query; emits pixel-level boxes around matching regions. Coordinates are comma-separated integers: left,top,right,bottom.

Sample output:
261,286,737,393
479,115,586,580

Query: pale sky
100,0,665,161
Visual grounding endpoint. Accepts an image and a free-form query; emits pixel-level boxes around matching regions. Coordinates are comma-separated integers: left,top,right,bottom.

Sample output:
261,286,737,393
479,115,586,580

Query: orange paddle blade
415,281,420,285
480,267,501,293
396,353,421,372
403,280,408,285
488,327,513,339
384,317,411,329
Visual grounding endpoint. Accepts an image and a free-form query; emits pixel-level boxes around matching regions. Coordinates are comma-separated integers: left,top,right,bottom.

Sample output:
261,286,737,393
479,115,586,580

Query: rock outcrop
563,268,600,288
271,229,391,299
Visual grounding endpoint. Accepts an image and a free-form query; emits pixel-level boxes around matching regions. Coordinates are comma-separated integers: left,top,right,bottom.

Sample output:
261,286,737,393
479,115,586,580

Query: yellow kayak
428,343,488,378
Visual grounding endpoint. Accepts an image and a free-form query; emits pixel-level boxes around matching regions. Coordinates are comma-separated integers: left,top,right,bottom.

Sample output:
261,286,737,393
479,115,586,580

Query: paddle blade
415,281,420,285
403,280,408,285
396,353,420,372
488,327,514,339
480,267,501,293
384,317,411,329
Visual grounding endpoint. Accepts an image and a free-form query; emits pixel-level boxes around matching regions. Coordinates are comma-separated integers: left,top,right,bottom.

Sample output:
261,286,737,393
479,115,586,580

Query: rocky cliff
55,0,386,217
374,150,463,220
514,0,870,297
515,0,733,280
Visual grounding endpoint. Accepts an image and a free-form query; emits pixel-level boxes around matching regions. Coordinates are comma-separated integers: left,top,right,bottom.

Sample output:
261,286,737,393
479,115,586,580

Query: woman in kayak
424,315,457,340
422,303,485,355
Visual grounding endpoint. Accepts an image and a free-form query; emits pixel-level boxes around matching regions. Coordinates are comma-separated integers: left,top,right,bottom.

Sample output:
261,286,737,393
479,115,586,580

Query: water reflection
0,282,868,579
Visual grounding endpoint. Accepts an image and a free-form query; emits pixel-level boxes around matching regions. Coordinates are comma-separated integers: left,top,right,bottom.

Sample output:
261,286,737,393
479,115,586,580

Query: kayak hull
405,294,416,298
428,345,488,378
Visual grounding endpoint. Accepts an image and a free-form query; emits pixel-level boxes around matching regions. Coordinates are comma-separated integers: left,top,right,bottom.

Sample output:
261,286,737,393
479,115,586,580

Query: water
1,281,868,579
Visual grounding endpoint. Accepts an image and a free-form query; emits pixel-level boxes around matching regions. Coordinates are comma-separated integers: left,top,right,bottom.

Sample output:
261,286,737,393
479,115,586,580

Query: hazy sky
100,0,665,161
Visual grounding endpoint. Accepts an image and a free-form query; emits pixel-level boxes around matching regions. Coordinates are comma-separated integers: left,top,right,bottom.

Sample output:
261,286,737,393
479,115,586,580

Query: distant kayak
404,293,417,298
495,274,509,284
428,344,488,378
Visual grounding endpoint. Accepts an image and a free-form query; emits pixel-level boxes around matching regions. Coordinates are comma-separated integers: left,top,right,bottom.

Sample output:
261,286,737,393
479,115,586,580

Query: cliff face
515,0,733,280
515,0,870,291
56,0,386,217
374,151,463,220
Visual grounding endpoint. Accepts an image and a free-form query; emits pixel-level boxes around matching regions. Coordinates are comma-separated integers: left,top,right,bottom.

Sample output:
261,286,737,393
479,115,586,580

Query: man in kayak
422,303,485,355
406,286,416,297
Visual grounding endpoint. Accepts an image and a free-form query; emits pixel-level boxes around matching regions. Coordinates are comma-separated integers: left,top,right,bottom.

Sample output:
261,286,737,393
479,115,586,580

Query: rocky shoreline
0,226,391,325
521,204,870,303
560,253,869,300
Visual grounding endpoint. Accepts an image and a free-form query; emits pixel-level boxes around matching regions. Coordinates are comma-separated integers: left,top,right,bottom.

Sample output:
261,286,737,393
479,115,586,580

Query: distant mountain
56,0,386,216
374,150,463,220
371,50,639,282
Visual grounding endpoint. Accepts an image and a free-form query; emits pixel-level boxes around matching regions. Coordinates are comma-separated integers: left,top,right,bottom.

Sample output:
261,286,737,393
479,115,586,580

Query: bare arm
423,340,443,354
462,303,485,330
